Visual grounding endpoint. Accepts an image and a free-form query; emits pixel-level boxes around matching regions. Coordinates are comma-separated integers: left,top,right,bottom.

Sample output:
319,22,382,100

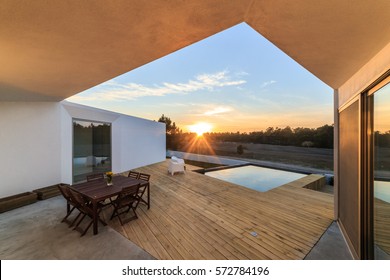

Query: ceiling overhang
1,0,389,101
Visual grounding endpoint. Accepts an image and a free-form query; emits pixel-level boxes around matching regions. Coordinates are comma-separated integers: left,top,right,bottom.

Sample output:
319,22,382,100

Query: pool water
205,165,307,192
374,181,390,203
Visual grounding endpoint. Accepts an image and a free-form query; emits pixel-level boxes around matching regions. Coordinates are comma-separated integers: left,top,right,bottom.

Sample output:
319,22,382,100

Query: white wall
0,102,62,197
61,101,165,184
0,101,165,198
167,150,247,166
60,101,120,184
113,115,166,173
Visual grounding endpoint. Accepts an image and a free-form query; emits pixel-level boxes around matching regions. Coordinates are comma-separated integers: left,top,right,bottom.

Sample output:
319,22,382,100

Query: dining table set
60,172,150,236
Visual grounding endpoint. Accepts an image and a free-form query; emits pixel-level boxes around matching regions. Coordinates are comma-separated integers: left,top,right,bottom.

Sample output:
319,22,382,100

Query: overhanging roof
1,0,389,101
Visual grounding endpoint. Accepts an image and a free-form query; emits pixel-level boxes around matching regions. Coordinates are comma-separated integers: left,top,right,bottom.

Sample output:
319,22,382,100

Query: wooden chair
136,173,151,209
86,173,104,182
57,184,81,227
128,171,140,179
138,173,150,182
68,189,106,236
110,184,140,225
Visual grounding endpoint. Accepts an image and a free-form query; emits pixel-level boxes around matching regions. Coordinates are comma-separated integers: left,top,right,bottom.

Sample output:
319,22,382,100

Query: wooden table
70,176,149,235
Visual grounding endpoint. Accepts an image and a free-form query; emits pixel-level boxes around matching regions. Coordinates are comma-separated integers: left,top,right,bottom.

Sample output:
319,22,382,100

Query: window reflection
373,81,390,259
73,120,111,183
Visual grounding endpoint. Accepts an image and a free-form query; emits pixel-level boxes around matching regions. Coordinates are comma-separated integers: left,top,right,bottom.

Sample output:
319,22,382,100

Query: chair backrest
138,173,150,182
128,171,140,179
68,189,92,214
171,156,184,164
58,184,70,200
117,184,140,203
58,184,77,207
122,184,140,196
86,173,104,182
68,189,85,206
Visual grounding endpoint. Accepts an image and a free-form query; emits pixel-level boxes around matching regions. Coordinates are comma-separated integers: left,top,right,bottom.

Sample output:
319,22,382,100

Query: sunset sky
67,23,333,133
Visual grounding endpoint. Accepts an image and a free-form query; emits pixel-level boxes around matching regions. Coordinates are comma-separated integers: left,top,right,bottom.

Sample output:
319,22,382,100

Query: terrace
1,1,389,260
1,160,350,260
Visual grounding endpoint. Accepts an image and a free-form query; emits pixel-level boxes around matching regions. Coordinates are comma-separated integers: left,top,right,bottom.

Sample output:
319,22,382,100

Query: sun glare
189,122,212,137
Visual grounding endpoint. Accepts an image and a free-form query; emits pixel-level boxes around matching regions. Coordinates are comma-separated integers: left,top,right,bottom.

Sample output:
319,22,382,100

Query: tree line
204,125,334,148
374,131,390,148
158,114,337,150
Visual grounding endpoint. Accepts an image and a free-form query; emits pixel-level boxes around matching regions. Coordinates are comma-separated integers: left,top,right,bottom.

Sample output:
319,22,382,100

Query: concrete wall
113,115,166,173
0,102,62,197
167,150,248,166
338,99,361,259
0,101,165,198
336,41,390,259
338,42,390,108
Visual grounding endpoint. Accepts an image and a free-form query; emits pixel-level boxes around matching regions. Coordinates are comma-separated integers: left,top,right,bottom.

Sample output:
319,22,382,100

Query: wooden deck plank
108,160,334,259
140,201,195,259
374,198,390,254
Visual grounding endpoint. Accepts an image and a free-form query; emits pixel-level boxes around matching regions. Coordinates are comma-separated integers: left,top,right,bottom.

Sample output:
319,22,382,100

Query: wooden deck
106,161,334,260
374,198,390,255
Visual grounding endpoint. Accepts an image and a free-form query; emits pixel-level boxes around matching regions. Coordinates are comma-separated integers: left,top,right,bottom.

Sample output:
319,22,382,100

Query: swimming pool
205,165,307,192
374,181,390,203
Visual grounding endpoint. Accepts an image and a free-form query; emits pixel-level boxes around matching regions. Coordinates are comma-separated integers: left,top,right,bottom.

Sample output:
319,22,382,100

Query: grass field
198,141,334,171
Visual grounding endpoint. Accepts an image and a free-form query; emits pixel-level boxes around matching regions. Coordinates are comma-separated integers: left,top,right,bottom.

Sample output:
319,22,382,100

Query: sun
189,122,212,137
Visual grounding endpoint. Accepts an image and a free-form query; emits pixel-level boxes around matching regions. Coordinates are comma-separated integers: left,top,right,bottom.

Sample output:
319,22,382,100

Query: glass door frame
72,118,112,184
362,72,390,259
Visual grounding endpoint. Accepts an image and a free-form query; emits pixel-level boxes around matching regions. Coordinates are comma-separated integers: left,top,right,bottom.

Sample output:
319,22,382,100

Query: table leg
147,183,150,209
93,201,98,235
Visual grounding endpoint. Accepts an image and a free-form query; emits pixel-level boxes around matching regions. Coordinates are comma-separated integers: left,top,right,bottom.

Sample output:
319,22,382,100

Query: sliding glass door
73,119,111,183
372,77,390,259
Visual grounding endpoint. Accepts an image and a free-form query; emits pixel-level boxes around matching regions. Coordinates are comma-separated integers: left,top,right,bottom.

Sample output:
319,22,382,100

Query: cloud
68,70,246,102
236,70,250,77
260,80,277,88
203,106,233,116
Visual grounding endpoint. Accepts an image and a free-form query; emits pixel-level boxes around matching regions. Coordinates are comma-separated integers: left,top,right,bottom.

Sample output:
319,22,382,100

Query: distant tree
157,120,335,152
294,127,315,146
313,124,334,148
375,131,390,148
158,114,181,150
301,141,314,148
158,114,180,135
237,144,244,155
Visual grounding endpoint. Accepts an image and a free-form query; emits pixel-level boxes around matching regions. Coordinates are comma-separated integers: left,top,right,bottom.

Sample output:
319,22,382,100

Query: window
371,76,390,259
73,119,111,183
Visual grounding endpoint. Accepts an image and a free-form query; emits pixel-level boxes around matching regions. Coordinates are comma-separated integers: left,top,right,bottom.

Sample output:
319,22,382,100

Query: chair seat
68,189,106,236
110,184,141,225
58,184,82,227
112,196,137,208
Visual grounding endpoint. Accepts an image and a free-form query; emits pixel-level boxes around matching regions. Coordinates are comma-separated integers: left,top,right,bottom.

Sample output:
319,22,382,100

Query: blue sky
67,23,333,132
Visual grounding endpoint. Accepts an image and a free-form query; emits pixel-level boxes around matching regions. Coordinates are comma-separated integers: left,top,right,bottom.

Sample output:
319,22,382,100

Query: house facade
337,45,390,259
0,1,389,259
0,101,166,198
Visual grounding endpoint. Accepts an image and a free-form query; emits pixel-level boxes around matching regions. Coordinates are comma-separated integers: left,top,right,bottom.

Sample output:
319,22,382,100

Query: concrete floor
0,196,155,260
0,196,352,260
305,221,352,260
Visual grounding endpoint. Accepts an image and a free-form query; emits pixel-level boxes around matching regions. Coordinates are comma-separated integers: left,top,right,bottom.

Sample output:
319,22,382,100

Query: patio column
334,89,339,220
